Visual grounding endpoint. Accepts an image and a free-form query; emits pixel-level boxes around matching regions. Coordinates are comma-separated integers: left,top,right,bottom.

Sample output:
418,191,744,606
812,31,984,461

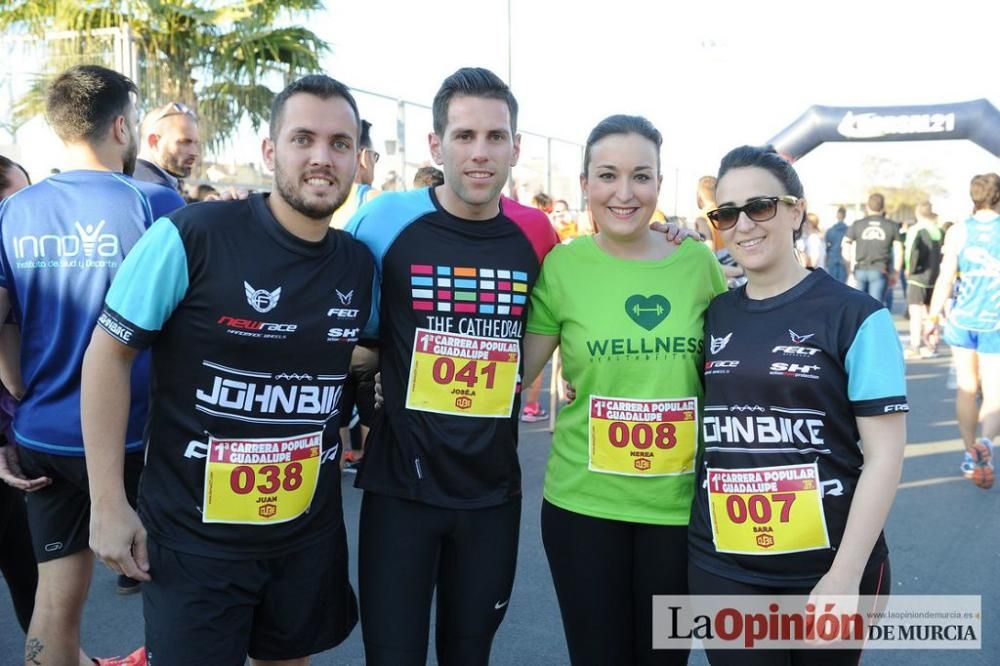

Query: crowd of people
0,60,996,666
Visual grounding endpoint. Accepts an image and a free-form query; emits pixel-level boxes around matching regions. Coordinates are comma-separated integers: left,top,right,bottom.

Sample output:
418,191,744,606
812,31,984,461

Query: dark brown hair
45,65,137,143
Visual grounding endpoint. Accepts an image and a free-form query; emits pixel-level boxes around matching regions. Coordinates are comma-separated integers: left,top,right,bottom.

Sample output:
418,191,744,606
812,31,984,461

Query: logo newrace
625,294,670,331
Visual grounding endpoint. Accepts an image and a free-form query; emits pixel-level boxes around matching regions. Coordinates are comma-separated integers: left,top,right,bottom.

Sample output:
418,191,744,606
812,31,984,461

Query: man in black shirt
904,202,944,357
842,192,903,304
843,192,903,303
82,75,373,665
348,68,558,666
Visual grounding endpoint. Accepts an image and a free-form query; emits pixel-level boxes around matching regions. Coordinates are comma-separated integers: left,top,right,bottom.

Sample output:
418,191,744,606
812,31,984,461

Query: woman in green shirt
523,115,726,666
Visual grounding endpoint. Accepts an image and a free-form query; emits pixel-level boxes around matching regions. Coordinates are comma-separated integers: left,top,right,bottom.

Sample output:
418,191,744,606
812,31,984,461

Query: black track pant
0,480,36,633
541,499,690,666
688,558,891,666
358,492,520,666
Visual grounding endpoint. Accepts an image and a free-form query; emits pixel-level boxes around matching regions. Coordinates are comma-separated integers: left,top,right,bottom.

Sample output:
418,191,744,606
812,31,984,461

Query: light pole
507,0,512,88
506,0,515,196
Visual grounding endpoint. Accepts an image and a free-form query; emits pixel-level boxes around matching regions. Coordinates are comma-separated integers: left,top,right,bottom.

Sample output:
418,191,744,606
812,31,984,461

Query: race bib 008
589,396,697,476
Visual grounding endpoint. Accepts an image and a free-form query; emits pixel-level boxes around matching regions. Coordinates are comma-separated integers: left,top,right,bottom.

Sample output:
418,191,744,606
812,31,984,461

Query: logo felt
625,294,670,331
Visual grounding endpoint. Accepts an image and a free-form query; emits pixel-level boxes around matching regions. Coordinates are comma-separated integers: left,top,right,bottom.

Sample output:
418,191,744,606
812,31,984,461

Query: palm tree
2,0,329,151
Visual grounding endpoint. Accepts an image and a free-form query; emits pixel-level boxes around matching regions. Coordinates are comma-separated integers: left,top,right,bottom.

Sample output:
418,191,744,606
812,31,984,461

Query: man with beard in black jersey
81,75,375,666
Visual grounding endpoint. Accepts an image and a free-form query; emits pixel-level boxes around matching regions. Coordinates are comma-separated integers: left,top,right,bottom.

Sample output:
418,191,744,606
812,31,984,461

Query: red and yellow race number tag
203,431,322,525
588,396,698,476
707,462,830,555
406,328,520,417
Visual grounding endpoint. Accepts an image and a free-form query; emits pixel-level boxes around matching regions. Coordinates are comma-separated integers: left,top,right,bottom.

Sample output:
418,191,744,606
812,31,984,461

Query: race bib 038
202,431,322,525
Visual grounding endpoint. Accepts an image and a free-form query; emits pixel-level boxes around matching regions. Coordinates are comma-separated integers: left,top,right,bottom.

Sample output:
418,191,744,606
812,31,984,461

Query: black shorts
18,446,143,562
338,345,379,429
143,527,358,665
688,558,891,666
907,283,933,306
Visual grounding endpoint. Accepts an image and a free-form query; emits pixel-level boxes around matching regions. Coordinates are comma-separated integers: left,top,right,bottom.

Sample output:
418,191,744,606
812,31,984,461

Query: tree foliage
2,0,328,150
861,156,947,219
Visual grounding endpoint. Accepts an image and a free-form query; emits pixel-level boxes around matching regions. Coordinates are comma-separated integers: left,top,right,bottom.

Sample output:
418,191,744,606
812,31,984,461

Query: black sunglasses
706,195,800,230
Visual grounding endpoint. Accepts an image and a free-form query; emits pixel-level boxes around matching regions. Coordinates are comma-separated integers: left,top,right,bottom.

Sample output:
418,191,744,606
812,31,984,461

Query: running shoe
960,451,976,479
93,646,146,665
968,438,994,490
520,402,549,423
903,346,920,360
116,574,141,595
341,449,363,474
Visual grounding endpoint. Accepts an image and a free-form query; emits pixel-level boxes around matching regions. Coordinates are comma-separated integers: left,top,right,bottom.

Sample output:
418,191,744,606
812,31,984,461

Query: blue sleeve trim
845,308,907,402
346,190,432,340
105,217,189,331
346,189,434,275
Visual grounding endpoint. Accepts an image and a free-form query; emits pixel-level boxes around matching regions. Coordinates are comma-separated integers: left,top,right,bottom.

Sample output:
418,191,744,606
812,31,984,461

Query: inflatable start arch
766,99,1000,162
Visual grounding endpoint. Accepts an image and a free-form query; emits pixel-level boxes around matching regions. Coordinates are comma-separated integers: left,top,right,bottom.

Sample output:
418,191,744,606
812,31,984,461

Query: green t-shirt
527,236,727,525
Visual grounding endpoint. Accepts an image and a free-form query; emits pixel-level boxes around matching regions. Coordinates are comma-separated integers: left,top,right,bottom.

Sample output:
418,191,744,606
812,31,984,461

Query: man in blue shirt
824,206,850,282
0,65,183,665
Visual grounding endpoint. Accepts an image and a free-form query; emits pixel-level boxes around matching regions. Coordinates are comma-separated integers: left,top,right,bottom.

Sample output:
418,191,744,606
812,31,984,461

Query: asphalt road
2,320,998,664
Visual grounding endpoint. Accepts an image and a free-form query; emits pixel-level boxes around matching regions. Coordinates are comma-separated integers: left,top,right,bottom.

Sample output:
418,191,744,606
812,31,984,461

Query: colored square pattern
410,264,528,316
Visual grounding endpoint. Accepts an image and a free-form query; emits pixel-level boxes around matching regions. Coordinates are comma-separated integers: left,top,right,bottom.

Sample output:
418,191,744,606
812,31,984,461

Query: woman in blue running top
686,145,908,665
925,173,1000,490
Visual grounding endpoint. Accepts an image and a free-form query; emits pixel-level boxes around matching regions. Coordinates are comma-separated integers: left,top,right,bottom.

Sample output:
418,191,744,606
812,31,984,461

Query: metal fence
1,26,137,136
1,29,583,205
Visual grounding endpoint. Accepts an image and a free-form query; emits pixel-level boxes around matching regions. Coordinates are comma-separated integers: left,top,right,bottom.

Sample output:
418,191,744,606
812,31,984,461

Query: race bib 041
588,396,698,476
203,431,322,525
706,462,830,555
405,328,520,417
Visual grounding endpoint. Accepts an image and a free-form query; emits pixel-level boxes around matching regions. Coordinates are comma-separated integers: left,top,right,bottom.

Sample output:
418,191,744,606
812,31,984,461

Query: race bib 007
588,396,698,476
707,462,830,555
202,431,322,525
405,328,520,417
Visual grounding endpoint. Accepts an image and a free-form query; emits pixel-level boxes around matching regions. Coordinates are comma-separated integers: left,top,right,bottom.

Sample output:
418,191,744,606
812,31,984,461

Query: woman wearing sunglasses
686,145,908,664
522,115,726,665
